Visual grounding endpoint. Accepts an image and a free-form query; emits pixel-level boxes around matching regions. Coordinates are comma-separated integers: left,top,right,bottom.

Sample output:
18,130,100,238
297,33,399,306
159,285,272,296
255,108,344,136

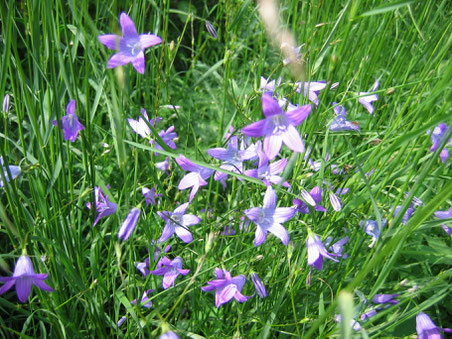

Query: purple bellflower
157,202,201,243
330,103,360,132
2,94,10,112
86,186,118,226
306,232,339,270
0,157,21,188
201,268,249,308
242,93,311,160
244,149,289,187
175,155,214,202
250,273,268,299
372,294,399,305
142,186,161,206
208,136,247,182
156,157,170,173
430,123,452,163
259,76,282,93
362,219,387,248
0,255,54,303
128,108,161,139
160,331,180,339
154,126,177,152
52,100,84,142
416,312,452,339
434,204,452,238
244,186,295,246
295,81,326,106
325,236,349,258
150,257,190,289
131,289,154,308
358,80,379,114
293,186,327,214
98,12,162,74
118,207,141,241
136,257,150,277
392,205,415,225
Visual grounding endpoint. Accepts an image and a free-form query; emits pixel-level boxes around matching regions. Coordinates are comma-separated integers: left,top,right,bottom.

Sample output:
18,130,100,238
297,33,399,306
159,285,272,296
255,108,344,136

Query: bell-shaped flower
358,80,379,114
86,186,118,226
306,232,339,270
330,104,360,132
0,255,54,303
361,219,387,248
2,94,10,112
52,100,84,142
295,81,326,106
208,136,245,182
157,202,200,243
118,208,141,241
416,312,452,339
434,204,452,238
242,93,311,160
293,186,327,214
128,108,161,139
250,273,268,299
150,257,190,289
244,149,289,187
175,155,214,202
98,12,162,74
201,268,249,308
142,186,161,206
131,289,154,308
244,186,295,246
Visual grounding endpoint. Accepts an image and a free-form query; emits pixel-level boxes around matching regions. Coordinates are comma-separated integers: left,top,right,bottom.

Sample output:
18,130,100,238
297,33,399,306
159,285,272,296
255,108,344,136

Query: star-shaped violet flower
0,255,54,303
244,186,295,246
244,149,289,187
175,155,214,202
98,12,162,74
128,108,162,139
52,100,84,142
130,289,154,308
293,186,327,214
358,80,379,114
330,103,360,132
242,93,311,160
150,257,190,289
86,186,118,226
306,233,339,271
295,81,327,106
157,202,200,243
201,268,249,308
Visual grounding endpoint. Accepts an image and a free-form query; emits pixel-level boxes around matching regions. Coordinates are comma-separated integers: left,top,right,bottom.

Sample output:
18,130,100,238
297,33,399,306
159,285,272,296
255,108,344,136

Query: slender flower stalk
0,255,53,303
98,12,162,74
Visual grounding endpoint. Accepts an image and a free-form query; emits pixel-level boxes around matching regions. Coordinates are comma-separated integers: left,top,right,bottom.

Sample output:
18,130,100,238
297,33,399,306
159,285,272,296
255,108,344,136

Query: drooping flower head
362,219,387,248
306,231,339,271
86,186,118,226
0,255,54,303
175,155,214,202
358,80,379,114
98,12,162,74
244,186,295,246
118,207,141,241
52,100,84,142
0,157,20,188
157,202,201,243
416,312,452,339
295,81,326,106
250,273,268,299
151,257,190,289
201,268,249,308
242,93,311,160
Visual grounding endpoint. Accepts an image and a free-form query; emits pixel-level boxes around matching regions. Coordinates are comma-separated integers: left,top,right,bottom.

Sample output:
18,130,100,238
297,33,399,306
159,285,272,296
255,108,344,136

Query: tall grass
0,0,451,337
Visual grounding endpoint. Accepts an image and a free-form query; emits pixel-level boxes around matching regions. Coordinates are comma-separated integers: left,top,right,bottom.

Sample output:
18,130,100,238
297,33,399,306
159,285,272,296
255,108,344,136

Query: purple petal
175,225,193,243
263,134,283,160
242,119,267,137
181,214,201,226
262,93,283,117
176,155,200,172
15,278,32,303
120,12,138,37
158,224,175,243
33,279,54,292
329,192,342,211
267,223,289,245
162,271,179,289
310,186,322,204
0,280,15,296
178,172,199,190
253,226,267,246
131,51,145,74
269,158,287,175
233,290,249,303
286,105,311,126
188,184,200,202
107,53,134,68
263,186,277,209
139,34,162,48
174,202,190,215
282,125,304,153
98,34,120,50
273,207,296,223
216,284,237,307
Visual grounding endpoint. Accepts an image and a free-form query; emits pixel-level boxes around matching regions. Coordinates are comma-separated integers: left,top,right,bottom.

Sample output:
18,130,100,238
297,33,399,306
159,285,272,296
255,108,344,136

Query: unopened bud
205,21,218,39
